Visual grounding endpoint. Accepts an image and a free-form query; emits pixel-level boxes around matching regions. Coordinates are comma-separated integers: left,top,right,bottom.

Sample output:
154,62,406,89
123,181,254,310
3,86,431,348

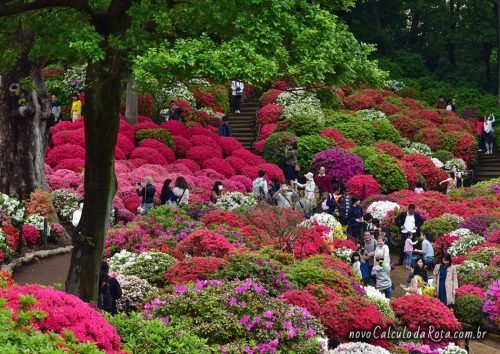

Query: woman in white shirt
169,176,189,207
294,172,316,204
374,237,391,266
72,202,84,227
231,78,244,114
484,113,495,155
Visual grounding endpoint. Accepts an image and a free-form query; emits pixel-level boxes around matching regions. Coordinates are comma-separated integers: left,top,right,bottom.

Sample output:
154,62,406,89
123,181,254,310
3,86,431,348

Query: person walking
218,115,232,137
348,198,364,243
314,166,331,200
284,142,299,184
404,233,418,269
97,261,122,315
339,187,352,226
413,233,435,267
252,170,269,203
211,181,224,203
231,77,244,114
51,94,62,123
433,253,459,308
484,113,495,155
172,176,190,207
160,179,177,205
439,172,457,194
136,176,156,214
395,204,423,266
372,256,393,299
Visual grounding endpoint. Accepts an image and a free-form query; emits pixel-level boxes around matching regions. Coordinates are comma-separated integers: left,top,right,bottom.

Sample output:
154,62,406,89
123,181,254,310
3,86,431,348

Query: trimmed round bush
346,175,381,199
285,114,322,136
373,141,404,159
432,150,455,163
455,295,483,326
335,121,374,145
322,111,353,126
310,147,364,184
261,132,296,166
297,135,334,172
257,104,283,126
370,119,404,145
350,146,378,161
364,154,408,193
122,251,177,288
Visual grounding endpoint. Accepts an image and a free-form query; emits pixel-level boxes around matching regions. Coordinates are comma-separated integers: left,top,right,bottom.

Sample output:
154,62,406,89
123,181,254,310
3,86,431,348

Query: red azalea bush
174,98,192,119
260,89,283,105
22,224,40,246
444,131,478,163
389,113,427,138
332,239,357,251
346,175,381,199
400,160,419,190
257,104,283,126
231,149,265,166
344,93,377,111
160,120,187,136
51,129,86,148
415,109,443,125
46,144,86,167
133,121,159,133
225,156,247,174
292,226,325,259
230,175,253,192
271,80,289,91
181,126,213,139
397,191,450,219
3,225,19,249
202,158,236,178
138,139,176,163
258,163,285,183
377,101,400,115
194,91,216,107
372,141,404,159
391,294,461,336
165,257,228,285
402,154,448,188
281,290,322,317
130,147,168,165
201,210,245,228
320,128,357,149
217,137,243,157
401,98,426,110
0,284,122,352
186,146,223,165
55,158,85,173
456,285,486,299
190,134,219,149
171,135,192,158
435,234,460,255
116,134,135,156
176,229,234,258
415,127,446,150
175,159,200,172
259,124,277,141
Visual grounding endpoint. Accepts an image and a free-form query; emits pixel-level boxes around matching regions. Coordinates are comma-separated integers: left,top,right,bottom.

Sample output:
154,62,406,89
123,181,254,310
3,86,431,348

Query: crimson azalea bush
456,285,486,299
257,104,283,126
165,257,228,285
138,139,176,163
402,154,448,189
389,113,427,138
444,131,477,163
21,224,40,246
259,89,283,105
201,210,245,228
310,147,364,184
186,146,223,165
176,229,234,258
415,127,446,150
0,284,121,352
130,147,168,165
320,128,356,149
372,141,404,159
346,175,381,199
46,144,86,167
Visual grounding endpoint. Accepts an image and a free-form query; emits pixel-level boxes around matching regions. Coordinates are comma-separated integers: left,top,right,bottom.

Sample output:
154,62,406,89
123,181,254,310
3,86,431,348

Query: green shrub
335,121,374,145
421,214,464,241
259,246,295,266
315,87,344,110
322,111,354,126
384,96,406,109
364,154,408,192
285,114,323,136
262,131,297,165
370,119,404,145
122,251,177,288
296,135,334,171
467,248,500,266
455,295,483,326
108,312,216,353
136,129,175,147
432,150,455,163
350,146,378,161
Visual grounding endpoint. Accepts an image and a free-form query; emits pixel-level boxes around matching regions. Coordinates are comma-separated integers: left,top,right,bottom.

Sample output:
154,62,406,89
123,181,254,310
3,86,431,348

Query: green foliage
322,111,354,127
455,295,483,326
335,120,374,145
108,312,216,353
421,214,464,241
136,129,175,147
285,114,323,136
262,132,297,166
467,248,500,266
297,135,333,171
365,295,397,323
350,146,378,161
0,297,102,353
432,150,455,163
370,119,404,145
314,87,344,110
259,246,295,266
123,252,177,288
364,154,408,193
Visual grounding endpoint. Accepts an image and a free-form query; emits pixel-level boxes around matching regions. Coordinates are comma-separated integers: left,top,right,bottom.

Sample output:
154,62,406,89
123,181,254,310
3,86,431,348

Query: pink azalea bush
310,147,364,184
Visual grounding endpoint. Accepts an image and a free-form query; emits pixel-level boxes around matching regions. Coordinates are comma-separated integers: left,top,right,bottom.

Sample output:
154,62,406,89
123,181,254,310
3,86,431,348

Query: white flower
457,260,487,276
388,80,405,92
329,342,390,354
356,109,386,121
0,193,25,223
444,158,467,172
162,81,196,107
332,247,352,262
108,250,137,272
366,201,400,221
438,343,467,354
431,157,444,169
448,228,477,239
115,274,159,312
364,286,389,303
216,192,256,211
276,88,321,109
403,142,432,156
25,214,47,231
448,233,484,257
281,102,324,121
51,189,80,220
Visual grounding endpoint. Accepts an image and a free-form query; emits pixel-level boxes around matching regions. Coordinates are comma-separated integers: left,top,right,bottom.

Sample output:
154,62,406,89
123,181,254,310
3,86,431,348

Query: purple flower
288,327,297,339
229,297,237,306
240,301,247,308
282,321,292,329
240,315,250,325
306,328,314,338
264,310,273,318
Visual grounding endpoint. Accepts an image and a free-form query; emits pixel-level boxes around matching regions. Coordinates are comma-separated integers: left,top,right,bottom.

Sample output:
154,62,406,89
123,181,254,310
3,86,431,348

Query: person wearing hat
294,172,317,205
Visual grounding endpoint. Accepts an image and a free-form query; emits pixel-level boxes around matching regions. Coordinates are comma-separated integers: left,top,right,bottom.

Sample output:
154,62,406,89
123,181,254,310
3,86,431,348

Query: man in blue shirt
413,233,434,266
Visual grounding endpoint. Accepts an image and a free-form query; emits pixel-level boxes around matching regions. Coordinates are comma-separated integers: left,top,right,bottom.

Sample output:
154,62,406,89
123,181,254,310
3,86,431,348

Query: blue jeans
380,286,392,299
405,251,413,268
140,202,154,215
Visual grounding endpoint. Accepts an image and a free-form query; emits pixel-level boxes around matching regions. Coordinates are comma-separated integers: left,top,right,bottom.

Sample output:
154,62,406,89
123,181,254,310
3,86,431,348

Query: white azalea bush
388,80,405,92
332,247,352,262
444,158,467,172
114,273,159,312
276,88,321,108
51,189,80,221
108,250,137,272
403,142,432,156
431,157,444,169
329,342,390,354
356,109,386,121
438,343,467,354
448,228,478,239
122,251,177,287
162,81,196,107
302,213,345,240
0,229,14,264
25,214,47,232
457,260,487,278
216,192,256,211
364,286,397,322
281,102,324,121
366,201,400,222
0,193,25,224
447,233,484,257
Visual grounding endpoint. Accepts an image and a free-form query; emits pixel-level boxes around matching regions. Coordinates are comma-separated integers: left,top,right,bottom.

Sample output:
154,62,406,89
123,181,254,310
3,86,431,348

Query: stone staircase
230,98,260,150
474,152,500,182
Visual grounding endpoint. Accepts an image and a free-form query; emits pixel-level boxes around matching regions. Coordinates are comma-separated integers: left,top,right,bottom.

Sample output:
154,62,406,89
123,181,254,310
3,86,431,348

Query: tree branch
0,0,94,17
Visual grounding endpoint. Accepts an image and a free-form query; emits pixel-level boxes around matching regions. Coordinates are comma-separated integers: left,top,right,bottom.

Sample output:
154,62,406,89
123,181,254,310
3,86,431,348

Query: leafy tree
0,0,385,302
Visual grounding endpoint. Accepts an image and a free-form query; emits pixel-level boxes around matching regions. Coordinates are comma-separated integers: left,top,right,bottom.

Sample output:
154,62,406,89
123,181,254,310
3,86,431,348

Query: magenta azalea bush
483,280,500,326
310,147,364,184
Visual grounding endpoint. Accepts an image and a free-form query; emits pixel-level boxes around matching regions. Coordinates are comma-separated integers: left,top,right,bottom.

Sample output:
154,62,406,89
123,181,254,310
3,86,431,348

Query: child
351,251,361,279
371,256,393,299
71,110,78,122
404,233,418,269
360,249,371,286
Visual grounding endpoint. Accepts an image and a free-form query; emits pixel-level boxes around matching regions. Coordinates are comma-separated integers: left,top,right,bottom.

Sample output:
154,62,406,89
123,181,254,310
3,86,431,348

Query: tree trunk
0,30,51,200
65,45,128,302
408,9,421,47
369,0,382,32
481,42,493,90
497,0,500,104
124,74,138,125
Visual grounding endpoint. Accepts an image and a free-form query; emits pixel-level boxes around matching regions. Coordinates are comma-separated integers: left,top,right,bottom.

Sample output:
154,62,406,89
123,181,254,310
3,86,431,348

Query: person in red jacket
314,166,331,199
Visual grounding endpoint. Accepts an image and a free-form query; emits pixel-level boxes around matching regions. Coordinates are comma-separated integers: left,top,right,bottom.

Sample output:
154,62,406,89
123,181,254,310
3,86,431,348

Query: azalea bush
366,201,400,222
455,295,483,326
165,257,228,285
483,280,500,326
310,148,364,184
114,274,159,312
421,214,464,241
329,342,390,354
447,233,484,257
122,251,177,288
176,229,234,258
297,135,334,171
346,175,381,200
216,192,255,211
363,154,408,193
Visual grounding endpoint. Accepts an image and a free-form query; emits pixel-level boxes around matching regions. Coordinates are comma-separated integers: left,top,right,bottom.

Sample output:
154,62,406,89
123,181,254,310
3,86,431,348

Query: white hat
305,172,314,180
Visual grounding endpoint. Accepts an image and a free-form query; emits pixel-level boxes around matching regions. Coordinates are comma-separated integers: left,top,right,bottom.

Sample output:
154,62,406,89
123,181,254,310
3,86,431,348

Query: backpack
98,279,113,311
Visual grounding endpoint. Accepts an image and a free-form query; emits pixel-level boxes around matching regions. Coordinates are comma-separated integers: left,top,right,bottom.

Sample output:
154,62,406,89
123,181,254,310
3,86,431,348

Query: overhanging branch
0,0,94,17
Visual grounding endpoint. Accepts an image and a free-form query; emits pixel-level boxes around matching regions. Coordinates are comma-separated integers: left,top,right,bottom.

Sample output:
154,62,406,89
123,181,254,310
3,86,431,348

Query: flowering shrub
201,210,244,228
447,233,484,257
0,284,121,352
282,103,324,122
403,142,433,156
467,247,500,266
320,128,356,149
372,141,404,158
257,104,283,126
277,89,321,109
143,279,324,353
115,274,159,312
329,342,390,354
165,257,228,285
364,154,408,193
403,154,448,188
46,144,86,167
216,192,255,211
444,158,467,172
366,201,400,222
260,89,284,105
176,229,233,258
122,251,177,287
421,214,464,241
483,280,500,326
138,139,176,163
21,224,40,246
186,146,223,165
389,113,427,138
460,214,498,234
415,127,446,150
130,147,168,165
345,175,380,200
108,249,137,272
444,131,477,163
310,148,364,184
456,285,485,299
457,260,487,285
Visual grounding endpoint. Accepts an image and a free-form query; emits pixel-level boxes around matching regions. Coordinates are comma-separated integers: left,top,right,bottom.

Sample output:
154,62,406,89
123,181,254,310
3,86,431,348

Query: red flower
258,163,285,183
377,101,400,115
389,113,427,138
402,154,448,189
3,225,20,250
373,141,404,159
160,120,187,136
281,290,322,317
176,229,234,258
231,149,265,166
51,128,86,148
176,159,201,172
55,158,85,173
46,144,86,167
415,127,446,150
401,98,426,110
202,210,245,228
260,89,283,105
138,139,176,163
320,128,357,149
22,224,40,246
217,137,243,157
415,109,444,125
165,257,228,285
191,134,219,149
271,80,289,91
116,134,135,156
194,91,216,107
346,175,381,199
186,146,223,165
202,158,236,178
130,147,168,165
259,124,277,141
257,104,283,126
